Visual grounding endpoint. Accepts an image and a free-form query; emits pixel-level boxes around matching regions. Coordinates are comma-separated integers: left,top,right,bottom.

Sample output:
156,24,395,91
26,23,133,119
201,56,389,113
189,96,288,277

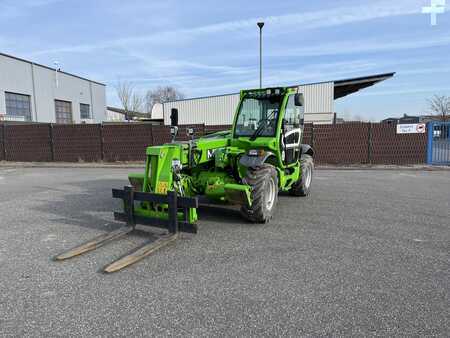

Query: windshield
234,96,282,137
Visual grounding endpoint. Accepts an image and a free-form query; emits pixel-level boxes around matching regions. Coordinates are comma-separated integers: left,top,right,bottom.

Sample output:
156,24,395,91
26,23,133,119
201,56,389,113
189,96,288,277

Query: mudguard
239,151,274,168
300,144,314,157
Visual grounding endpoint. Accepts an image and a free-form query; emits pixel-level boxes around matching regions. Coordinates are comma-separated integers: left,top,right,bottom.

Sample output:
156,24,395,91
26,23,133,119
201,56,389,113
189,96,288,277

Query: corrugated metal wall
163,82,335,125
163,94,240,126
297,82,334,125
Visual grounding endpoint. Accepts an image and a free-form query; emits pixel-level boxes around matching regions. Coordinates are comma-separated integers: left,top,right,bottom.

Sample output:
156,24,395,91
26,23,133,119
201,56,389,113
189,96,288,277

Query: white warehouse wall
0,55,35,117
163,94,240,126
162,82,336,126
0,53,106,123
90,82,106,123
297,82,335,124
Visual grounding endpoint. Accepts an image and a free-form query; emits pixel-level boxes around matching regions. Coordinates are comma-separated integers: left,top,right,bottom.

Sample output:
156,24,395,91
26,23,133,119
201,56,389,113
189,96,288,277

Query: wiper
249,110,276,141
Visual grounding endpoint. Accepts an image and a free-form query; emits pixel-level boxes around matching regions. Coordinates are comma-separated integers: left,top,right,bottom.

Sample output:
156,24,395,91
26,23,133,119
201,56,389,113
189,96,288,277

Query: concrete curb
0,161,145,169
1,161,449,171
315,165,450,171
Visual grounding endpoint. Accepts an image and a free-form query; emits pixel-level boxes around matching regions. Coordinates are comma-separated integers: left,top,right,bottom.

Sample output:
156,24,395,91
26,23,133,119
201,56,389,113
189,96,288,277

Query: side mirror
170,126,179,142
170,108,178,127
186,127,194,139
294,93,304,107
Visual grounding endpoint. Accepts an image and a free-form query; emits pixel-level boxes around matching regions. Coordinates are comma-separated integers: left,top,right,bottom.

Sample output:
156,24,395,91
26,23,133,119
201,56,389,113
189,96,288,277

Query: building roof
0,52,106,86
333,72,395,99
163,72,396,103
107,106,147,117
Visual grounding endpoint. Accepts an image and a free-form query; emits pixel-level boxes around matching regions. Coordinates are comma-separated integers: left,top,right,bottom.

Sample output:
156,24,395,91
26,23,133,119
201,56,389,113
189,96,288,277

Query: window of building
80,103,91,119
55,100,73,124
5,92,32,121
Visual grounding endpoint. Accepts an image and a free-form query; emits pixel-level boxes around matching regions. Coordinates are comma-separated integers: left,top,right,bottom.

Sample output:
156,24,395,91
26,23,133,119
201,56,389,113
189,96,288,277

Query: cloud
28,0,424,56
265,34,450,58
0,0,63,18
177,59,381,96
357,86,450,97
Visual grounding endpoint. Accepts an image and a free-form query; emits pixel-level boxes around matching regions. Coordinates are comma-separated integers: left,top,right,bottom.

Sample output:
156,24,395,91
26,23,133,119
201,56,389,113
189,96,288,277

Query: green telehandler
55,86,314,272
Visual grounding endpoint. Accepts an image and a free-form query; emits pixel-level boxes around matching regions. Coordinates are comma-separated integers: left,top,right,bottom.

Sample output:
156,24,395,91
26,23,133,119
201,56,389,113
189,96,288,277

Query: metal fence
0,122,430,164
427,122,450,165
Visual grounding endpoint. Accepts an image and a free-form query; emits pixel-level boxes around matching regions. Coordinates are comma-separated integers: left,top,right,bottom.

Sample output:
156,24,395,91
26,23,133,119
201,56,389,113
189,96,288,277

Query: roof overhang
333,72,395,99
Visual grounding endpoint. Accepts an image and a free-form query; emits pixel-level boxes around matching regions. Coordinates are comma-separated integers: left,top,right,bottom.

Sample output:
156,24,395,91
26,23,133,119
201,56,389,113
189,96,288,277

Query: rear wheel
290,154,314,196
241,164,279,223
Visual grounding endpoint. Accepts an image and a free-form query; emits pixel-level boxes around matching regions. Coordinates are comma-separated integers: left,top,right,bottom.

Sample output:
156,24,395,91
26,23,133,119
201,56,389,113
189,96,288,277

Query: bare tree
428,95,450,121
131,92,143,114
351,114,368,122
115,80,144,120
145,86,185,114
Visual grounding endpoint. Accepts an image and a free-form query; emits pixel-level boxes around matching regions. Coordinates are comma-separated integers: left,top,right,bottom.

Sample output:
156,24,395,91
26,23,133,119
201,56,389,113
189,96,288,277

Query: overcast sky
1,0,449,120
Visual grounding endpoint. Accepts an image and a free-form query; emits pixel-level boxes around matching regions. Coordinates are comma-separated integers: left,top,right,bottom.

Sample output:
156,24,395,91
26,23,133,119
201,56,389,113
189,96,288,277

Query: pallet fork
54,186,198,273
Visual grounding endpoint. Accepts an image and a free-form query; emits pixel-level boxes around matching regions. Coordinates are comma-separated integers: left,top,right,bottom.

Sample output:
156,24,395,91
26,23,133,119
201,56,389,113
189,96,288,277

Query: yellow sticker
156,181,169,194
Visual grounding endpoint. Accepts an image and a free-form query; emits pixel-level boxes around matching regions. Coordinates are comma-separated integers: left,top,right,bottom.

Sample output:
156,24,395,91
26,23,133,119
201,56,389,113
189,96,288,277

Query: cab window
284,95,302,129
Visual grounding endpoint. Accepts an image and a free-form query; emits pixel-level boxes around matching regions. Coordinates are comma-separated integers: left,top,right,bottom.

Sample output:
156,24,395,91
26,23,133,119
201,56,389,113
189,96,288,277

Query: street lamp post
53,61,60,88
257,22,264,88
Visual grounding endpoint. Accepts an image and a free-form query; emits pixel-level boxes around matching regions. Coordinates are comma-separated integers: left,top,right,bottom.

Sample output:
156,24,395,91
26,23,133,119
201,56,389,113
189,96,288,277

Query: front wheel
241,164,279,223
290,154,314,196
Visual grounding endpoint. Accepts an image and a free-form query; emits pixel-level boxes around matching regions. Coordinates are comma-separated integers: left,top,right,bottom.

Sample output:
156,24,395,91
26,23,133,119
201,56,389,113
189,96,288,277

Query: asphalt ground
0,167,448,336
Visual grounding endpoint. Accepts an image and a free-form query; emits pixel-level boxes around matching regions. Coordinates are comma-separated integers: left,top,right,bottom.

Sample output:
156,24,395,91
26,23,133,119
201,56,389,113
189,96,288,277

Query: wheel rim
303,164,312,189
266,177,276,210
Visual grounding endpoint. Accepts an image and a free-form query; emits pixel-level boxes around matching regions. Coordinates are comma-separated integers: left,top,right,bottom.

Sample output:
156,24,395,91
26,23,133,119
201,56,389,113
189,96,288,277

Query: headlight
172,159,182,172
248,149,265,157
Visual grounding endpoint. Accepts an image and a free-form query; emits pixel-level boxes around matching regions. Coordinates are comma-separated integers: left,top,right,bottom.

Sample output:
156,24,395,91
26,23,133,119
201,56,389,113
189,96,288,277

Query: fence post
367,122,373,164
2,123,6,160
99,124,104,161
426,122,434,164
167,191,178,234
150,124,155,146
49,124,55,161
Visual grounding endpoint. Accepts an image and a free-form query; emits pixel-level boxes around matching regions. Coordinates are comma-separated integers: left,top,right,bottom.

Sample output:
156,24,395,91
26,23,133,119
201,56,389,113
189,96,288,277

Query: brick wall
175,124,205,141
302,123,313,148
371,123,427,164
151,125,172,145
0,124,5,161
0,125,5,161
0,122,430,164
4,124,52,161
103,124,152,161
52,124,102,162
313,123,369,164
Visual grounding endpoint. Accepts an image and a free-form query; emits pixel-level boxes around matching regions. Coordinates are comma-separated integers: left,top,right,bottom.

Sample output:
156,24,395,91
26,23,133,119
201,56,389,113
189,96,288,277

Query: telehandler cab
55,86,314,272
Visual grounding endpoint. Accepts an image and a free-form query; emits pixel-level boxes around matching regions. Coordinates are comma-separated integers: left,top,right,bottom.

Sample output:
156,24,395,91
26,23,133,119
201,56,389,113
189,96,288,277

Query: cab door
281,95,304,166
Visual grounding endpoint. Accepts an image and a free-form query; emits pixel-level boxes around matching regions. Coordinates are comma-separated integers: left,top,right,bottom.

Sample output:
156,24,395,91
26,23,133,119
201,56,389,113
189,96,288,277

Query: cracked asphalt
0,167,448,336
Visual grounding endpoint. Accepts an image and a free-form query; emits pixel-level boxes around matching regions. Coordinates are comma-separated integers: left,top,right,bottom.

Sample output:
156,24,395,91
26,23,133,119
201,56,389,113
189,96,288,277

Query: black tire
241,164,279,223
290,154,314,196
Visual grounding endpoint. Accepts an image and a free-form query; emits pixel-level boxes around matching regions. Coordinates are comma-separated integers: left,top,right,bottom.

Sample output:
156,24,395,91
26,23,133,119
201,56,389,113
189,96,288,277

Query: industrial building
0,52,106,123
153,73,394,126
